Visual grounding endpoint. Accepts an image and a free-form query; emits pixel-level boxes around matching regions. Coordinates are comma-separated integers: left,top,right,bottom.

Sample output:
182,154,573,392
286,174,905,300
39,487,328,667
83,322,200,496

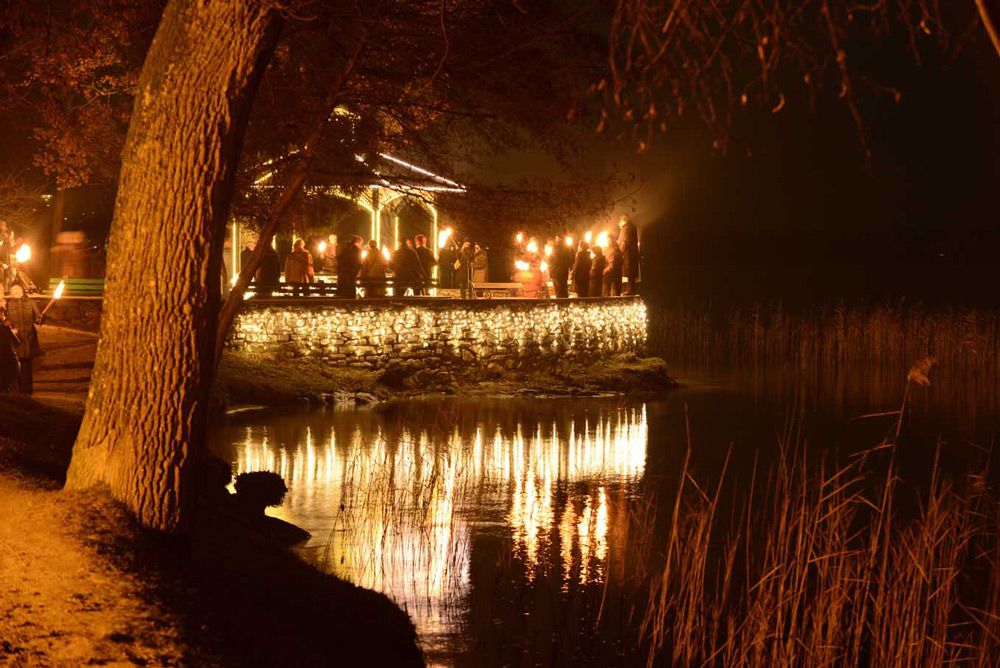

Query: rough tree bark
64,0,282,532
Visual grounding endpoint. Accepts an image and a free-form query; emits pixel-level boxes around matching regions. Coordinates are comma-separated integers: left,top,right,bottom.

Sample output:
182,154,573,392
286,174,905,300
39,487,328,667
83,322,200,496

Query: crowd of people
513,214,640,298
236,213,638,300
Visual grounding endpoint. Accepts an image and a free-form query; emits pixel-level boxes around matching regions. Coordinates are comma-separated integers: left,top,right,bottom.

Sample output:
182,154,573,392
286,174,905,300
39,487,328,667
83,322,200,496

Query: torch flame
53,281,65,300
596,231,610,249
544,244,552,257
437,227,453,249
514,260,530,271
584,230,593,243
539,260,548,273
361,249,369,260
382,246,391,261
526,240,538,254
515,232,524,244
318,241,327,254
14,244,30,263
565,236,574,248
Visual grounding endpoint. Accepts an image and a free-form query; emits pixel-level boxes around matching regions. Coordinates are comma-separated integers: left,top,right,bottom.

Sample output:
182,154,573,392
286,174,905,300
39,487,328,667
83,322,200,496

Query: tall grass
641,390,1000,667
650,302,1000,418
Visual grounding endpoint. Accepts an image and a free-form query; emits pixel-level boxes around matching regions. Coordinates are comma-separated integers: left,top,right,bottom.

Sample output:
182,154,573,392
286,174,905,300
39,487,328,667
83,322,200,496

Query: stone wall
226,297,647,371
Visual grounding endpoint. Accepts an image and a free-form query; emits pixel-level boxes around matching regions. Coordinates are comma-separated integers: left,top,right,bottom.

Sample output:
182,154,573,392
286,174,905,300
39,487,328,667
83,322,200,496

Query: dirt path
0,476,204,667
0,327,211,667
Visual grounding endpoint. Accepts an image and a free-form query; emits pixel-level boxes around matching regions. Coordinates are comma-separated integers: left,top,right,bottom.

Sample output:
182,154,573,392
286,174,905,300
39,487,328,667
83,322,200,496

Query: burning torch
40,281,65,318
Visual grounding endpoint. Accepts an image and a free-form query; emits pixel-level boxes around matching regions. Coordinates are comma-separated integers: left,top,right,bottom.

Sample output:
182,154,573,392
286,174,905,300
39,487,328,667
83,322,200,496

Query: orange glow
514,260,530,271
526,240,538,254
318,241,327,254
564,236,574,248
584,231,593,243
14,244,30,263
53,281,65,300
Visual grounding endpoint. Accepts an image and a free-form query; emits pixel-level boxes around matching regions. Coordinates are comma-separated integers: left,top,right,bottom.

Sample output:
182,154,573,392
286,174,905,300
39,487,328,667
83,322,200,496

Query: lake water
209,366,999,667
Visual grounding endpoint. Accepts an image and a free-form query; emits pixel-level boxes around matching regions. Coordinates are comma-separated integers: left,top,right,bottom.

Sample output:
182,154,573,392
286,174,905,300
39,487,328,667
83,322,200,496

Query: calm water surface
209,368,999,667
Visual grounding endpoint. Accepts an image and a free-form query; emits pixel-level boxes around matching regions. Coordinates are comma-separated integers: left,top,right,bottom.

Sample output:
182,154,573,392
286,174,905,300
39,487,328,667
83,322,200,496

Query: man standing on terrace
414,234,436,295
618,214,640,295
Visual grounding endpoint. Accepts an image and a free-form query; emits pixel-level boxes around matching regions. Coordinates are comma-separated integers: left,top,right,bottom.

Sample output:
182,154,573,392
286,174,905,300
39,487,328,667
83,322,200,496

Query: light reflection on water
215,401,648,660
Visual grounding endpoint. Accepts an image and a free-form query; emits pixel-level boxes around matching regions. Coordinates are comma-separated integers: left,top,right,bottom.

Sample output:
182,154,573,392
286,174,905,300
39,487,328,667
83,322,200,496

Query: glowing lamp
526,240,538,254
14,244,30,263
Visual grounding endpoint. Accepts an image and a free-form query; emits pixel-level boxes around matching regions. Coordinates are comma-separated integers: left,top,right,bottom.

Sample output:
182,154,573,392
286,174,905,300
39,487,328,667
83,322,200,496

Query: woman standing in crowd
283,238,315,290
603,243,623,296
572,240,592,297
6,284,41,394
0,306,20,393
472,243,489,284
457,241,475,299
589,245,606,297
360,240,387,297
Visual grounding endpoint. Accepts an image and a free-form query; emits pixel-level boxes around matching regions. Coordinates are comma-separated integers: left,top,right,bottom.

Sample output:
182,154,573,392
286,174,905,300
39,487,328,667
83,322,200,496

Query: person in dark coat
438,239,457,289
360,240,387,297
617,214,640,295
603,244,623,296
0,307,20,393
549,237,572,298
589,246,607,297
336,235,363,298
457,242,475,299
572,241,592,298
240,242,255,278
255,243,282,285
283,238,315,285
413,234,436,295
6,284,41,394
391,239,426,295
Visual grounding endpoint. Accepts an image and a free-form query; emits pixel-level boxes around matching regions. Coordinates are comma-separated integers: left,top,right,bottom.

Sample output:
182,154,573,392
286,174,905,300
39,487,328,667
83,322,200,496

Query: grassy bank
217,351,676,407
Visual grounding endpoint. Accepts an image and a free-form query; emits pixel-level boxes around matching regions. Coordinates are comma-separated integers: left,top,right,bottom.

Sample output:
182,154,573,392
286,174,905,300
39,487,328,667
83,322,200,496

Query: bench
48,277,104,296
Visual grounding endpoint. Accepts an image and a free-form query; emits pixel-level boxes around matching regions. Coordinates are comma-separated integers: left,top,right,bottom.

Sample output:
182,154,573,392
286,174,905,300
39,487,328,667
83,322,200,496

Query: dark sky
542,40,1000,307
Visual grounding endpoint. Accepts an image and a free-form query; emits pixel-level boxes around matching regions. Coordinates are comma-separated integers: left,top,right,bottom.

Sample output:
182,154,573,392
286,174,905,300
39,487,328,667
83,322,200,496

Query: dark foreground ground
0,327,424,668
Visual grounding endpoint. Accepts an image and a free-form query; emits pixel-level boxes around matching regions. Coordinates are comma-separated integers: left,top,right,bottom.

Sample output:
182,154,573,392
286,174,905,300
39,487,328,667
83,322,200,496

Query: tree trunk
64,0,281,533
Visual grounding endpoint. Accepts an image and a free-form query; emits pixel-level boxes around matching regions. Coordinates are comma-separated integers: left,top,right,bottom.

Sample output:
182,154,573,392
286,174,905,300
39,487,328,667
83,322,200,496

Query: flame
584,231,593,243
14,244,30,263
526,240,538,255
53,281,65,300
437,228,453,249
564,236,574,248
596,232,610,249
514,260,530,271
539,260,548,273
544,245,553,258
515,232,524,244
318,241,327,254
382,246,391,261
361,249,369,260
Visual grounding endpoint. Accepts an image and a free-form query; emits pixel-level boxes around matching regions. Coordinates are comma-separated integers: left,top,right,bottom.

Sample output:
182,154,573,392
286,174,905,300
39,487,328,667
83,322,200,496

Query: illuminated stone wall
226,297,647,370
